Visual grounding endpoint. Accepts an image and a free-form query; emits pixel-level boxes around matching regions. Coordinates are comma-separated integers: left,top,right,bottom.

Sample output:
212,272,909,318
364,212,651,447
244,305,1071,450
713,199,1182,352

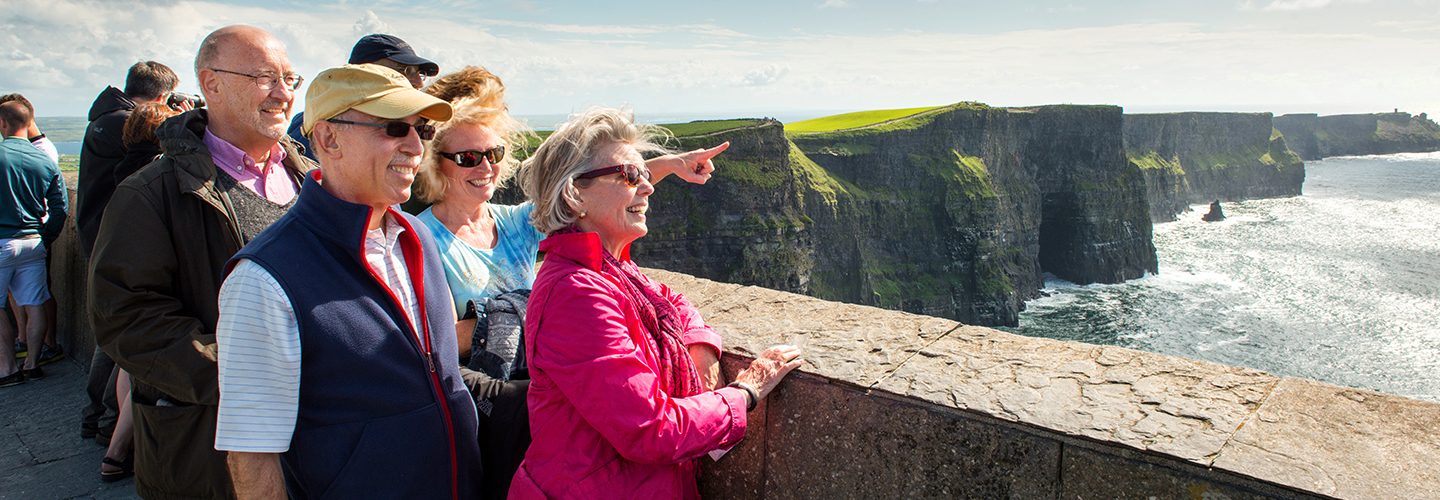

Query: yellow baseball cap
303,63,452,136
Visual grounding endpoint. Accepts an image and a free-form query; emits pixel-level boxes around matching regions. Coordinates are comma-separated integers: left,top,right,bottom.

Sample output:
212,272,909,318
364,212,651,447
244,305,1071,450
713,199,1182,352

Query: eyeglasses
373,62,439,79
577,164,651,187
326,118,436,140
440,146,505,168
209,68,304,91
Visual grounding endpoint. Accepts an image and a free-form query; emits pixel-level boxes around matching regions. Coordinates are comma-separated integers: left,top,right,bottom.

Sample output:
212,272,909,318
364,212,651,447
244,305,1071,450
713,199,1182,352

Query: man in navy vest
214,64,481,500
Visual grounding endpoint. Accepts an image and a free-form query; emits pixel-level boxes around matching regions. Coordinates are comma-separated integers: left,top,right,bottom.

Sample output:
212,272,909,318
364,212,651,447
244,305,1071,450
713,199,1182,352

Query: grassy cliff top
786,105,948,134
660,119,762,137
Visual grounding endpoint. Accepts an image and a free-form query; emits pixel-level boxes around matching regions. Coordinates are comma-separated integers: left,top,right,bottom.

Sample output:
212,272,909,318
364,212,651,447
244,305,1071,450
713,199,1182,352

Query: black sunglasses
326,118,435,140
577,163,651,187
440,146,506,168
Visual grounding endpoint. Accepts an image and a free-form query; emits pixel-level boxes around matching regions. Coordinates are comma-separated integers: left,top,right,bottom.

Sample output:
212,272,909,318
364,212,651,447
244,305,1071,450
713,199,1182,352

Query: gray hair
520,106,672,234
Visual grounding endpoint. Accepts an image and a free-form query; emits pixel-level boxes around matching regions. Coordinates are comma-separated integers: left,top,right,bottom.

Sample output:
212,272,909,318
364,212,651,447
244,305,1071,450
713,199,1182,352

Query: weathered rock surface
1214,377,1440,500
648,269,1437,500
1274,112,1440,160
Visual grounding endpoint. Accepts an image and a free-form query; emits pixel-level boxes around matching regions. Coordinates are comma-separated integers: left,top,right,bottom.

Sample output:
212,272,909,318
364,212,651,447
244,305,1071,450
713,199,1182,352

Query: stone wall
646,269,1440,500
51,187,93,363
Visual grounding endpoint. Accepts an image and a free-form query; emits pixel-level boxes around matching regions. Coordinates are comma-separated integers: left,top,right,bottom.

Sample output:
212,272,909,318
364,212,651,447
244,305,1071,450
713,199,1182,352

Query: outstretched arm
645,142,728,185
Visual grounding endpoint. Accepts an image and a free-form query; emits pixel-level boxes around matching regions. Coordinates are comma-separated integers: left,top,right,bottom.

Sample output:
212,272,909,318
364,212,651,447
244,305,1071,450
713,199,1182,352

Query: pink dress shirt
203,129,298,204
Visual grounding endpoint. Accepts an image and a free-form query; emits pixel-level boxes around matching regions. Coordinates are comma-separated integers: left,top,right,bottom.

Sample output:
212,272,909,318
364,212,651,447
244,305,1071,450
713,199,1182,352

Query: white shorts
0,237,50,306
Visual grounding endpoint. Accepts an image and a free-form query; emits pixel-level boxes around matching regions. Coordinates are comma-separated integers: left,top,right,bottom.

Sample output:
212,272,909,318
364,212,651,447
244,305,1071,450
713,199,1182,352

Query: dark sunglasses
440,146,506,168
577,163,651,187
326,118,435,140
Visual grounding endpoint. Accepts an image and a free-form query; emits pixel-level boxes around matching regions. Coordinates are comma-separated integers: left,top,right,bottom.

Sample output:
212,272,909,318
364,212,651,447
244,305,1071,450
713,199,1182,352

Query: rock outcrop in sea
1272,111,1440,160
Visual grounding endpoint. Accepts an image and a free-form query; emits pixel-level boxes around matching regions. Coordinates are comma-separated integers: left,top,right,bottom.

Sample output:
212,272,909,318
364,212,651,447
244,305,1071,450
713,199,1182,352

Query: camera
167,92,205,110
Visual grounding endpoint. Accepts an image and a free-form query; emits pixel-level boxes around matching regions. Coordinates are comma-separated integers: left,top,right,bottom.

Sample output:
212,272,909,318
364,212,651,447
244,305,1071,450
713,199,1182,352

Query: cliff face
1124,112,1305,221
634,105,1157,327
1273,112,1440,160
633,120,814,294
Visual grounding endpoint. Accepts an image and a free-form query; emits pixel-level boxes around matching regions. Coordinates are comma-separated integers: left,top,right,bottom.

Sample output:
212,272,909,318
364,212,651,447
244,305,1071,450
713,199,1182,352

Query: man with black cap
286,34,439,160
216,63,480,499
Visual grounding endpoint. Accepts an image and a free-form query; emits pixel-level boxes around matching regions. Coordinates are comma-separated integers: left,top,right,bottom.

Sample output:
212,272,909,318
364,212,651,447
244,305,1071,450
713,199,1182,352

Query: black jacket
90,109,313,500
77,86,136,257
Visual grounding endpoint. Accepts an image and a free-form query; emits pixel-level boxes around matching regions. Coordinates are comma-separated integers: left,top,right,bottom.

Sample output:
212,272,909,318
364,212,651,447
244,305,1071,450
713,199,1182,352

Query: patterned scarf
553,226,703,399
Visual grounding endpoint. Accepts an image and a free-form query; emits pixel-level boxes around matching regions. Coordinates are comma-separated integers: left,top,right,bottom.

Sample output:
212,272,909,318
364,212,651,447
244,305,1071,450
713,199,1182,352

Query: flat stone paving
1,357,140,500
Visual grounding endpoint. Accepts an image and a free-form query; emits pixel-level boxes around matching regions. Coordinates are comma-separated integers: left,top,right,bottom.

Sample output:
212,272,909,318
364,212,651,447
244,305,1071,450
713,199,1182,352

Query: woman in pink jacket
511,106,803,499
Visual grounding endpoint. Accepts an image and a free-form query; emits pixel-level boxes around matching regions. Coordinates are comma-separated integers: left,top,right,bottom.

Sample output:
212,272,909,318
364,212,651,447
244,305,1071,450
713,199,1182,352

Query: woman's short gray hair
520,106,672,235
414,93,530,204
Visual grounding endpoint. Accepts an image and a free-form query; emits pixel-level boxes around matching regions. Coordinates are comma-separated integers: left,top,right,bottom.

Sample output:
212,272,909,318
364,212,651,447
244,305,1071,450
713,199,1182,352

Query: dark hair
0,94,34,114
125,61,180,101
123,102,179,147
0,101,33,133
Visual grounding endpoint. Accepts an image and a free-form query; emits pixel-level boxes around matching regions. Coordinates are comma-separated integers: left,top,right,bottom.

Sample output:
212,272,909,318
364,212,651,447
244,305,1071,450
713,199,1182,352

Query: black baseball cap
349,34,439,75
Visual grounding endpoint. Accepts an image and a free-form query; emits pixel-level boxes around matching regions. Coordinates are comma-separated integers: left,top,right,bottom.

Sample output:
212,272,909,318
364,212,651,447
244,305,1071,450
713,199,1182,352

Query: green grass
1127,151,1185,175
786,105,947,134
58,154,78,171
660,119,759,137
35,117,87,143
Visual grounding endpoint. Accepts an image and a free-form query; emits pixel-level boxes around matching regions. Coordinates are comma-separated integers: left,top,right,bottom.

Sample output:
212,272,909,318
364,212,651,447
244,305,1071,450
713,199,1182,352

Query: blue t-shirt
418,202,546,318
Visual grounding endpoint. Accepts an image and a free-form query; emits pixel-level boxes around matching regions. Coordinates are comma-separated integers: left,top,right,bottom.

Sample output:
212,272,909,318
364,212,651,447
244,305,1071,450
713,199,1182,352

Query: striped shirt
215,214,420,453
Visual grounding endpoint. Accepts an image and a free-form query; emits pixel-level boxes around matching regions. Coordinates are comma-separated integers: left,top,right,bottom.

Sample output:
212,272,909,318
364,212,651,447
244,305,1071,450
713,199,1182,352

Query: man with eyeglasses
214,63,481,499
88,25,314,500
287,33,439,161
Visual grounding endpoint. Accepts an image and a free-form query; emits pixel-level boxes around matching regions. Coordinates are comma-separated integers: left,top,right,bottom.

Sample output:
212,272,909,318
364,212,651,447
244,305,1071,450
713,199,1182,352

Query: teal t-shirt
418,202,546,318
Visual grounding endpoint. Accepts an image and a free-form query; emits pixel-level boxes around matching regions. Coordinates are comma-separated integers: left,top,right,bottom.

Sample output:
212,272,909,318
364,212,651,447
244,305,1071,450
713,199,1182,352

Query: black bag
460,290,533,500
466,290,530,381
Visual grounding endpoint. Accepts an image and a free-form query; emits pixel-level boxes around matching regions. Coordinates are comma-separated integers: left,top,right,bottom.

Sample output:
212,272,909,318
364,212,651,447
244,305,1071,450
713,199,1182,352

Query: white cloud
741,64,791,86
1263,0,1333,10
353,10,392,37
1,0,1435,119
817,0,850,9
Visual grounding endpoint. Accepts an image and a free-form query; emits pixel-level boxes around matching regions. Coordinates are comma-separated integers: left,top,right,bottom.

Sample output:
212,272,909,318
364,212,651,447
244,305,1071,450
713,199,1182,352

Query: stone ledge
646,268,1440,500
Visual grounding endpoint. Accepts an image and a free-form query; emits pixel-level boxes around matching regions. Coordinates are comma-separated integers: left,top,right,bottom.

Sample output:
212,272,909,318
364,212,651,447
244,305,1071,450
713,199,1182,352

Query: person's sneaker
12,340,24,358
0,371,24,388
35,344,63,366
22,367,44,380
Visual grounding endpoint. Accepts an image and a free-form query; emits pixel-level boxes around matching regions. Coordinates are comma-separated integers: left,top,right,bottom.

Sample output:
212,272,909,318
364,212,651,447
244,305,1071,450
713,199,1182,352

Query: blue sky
2,0,1437,123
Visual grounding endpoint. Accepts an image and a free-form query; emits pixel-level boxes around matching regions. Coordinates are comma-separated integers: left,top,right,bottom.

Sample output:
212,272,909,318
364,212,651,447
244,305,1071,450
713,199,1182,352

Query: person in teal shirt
0,100,67,386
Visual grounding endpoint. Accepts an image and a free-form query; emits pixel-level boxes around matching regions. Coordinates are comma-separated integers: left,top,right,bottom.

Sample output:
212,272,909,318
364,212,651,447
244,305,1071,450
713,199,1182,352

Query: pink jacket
509,232,748,499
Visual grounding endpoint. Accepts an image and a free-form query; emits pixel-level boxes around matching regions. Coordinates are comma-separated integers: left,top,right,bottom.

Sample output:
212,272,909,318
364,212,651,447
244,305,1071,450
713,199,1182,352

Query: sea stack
1203,200,1226,221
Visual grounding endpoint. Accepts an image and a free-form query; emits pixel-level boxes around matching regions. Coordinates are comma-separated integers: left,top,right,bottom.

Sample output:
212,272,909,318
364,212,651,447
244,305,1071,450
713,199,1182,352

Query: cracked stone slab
646,269,959,387
1212,377,1440,500
873,327,1279,464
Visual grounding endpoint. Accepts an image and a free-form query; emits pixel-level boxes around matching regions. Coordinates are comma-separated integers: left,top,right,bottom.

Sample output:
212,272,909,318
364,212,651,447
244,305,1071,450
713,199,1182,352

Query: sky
2,0,1438,125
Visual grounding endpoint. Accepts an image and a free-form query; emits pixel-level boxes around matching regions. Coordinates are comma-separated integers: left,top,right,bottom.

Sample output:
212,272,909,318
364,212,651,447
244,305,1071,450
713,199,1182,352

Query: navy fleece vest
230,173,481,500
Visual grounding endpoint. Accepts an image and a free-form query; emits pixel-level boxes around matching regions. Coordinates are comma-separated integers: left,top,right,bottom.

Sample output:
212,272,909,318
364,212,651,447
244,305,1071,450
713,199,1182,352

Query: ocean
1003,152,1440,402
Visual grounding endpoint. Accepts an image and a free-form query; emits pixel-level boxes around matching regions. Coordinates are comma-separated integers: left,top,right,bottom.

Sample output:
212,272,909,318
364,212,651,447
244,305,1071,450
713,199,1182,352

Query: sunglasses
375,62,439,79
577,163,652,187
326,118,435,140
440,146,506,168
